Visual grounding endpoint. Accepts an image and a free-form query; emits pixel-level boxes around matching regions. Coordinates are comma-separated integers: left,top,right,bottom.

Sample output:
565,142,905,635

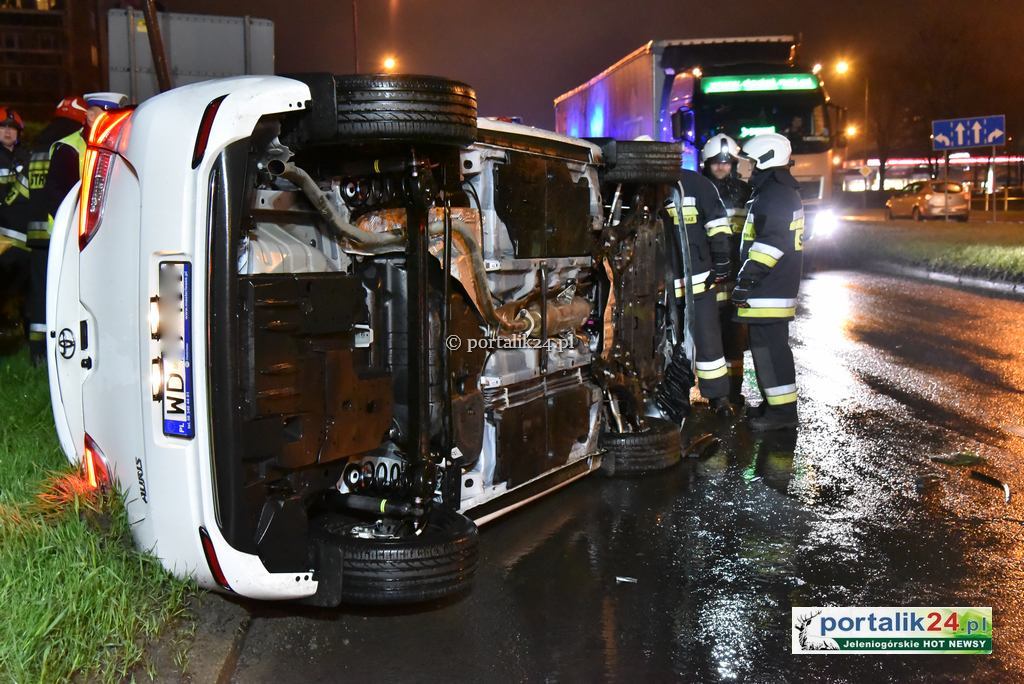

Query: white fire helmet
740,133,792,170
701,133,740,164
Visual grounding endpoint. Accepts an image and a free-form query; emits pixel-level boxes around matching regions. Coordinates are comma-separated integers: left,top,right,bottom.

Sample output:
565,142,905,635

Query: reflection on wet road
232,271,1024,683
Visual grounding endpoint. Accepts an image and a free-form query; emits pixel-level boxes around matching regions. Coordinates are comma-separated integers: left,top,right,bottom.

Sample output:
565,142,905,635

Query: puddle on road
229,271,1024,683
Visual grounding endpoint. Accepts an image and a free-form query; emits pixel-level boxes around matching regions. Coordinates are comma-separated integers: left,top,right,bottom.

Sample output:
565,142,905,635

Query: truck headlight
813,209,839,239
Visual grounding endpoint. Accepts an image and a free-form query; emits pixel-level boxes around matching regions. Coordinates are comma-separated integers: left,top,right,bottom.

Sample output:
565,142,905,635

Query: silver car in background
886,180,970,222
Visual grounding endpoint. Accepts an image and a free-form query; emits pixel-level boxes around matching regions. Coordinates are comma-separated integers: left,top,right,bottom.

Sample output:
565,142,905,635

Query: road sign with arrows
932,115,1006,150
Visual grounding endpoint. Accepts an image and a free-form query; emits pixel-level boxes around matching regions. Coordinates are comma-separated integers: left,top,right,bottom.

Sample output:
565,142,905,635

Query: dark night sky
168,0,1024,141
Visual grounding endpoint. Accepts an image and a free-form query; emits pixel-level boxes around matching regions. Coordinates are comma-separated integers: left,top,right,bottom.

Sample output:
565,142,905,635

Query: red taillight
192,95,227,169
82,433,111,490
199,526,233,591
79,109,132,251
79,149,114,251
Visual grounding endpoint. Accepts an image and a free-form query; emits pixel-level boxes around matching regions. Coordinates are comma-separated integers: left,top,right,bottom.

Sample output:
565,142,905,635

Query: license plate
160,261,194,438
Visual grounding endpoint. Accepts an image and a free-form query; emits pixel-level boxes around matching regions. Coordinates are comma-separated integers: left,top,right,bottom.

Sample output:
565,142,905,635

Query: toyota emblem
57,328,76,359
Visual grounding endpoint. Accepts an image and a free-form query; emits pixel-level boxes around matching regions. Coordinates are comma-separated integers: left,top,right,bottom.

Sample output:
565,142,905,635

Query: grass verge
0,351,191,682
835,220,1024,282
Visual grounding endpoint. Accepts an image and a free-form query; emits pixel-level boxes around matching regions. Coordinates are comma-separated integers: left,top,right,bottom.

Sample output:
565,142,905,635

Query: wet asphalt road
227,268,1024,683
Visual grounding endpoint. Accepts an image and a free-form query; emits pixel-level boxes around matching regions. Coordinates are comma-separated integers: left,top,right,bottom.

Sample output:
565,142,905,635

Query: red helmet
54,96,88,125
0,106,24,131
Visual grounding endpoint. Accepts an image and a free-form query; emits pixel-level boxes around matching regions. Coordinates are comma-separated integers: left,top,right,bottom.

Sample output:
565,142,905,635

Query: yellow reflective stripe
766,391,798,405
27,229,50,242
748,250,778,267
696,365,729,380
682,207,698,224
691,281,708,295
741,218,755,240
707,224,732,237
716,289,730,302
790,217,805,230
28,330,45,341
737,307,796,318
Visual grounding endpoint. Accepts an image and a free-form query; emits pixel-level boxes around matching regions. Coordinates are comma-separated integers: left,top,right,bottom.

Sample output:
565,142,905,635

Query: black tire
332,74,477,146
885,207,894,221
599,416,682,476
309,507,479,605
597,140,683,184
912,206,922,222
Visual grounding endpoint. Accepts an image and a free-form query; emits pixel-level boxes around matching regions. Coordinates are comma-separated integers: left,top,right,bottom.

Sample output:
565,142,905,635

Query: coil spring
343,460,407,493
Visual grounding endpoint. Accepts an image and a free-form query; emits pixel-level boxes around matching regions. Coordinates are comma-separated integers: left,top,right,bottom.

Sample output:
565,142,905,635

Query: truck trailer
554,36,847,234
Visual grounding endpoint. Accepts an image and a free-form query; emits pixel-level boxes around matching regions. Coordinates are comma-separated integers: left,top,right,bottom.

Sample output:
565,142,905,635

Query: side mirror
671,107,696,142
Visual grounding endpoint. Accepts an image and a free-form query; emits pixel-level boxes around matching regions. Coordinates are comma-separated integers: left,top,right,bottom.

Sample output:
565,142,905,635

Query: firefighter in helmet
733,133,804,430
701,133,751,405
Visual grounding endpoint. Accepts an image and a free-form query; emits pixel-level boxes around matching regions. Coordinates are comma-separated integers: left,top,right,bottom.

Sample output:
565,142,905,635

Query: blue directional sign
932,115,1006,150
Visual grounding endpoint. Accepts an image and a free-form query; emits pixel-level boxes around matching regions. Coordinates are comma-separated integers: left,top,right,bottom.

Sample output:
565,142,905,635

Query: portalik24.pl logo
792,607,992,654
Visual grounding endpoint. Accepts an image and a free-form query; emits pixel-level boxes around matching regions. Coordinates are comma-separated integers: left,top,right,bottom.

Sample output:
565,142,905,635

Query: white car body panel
48,75,318,599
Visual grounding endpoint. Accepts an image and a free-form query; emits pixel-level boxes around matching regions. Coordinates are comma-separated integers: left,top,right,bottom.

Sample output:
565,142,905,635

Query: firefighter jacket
735,166,804,322
663,168,732,299
0,144,28,254
707,173,751,300
4,117,84,246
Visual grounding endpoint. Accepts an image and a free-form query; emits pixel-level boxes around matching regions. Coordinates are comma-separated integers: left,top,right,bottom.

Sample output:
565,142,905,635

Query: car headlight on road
812,209,839,239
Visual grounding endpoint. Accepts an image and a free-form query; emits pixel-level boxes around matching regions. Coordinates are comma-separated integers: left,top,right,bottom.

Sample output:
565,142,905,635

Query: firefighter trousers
718,300,748,401
691,292,729,400
748,321,797,414
27,243,48,359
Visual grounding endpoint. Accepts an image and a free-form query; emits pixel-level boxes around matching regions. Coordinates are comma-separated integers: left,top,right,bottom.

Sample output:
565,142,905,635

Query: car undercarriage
200,74,698,605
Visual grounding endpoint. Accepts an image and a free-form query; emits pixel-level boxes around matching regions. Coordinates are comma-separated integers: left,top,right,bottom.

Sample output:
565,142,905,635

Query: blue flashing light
588,106,605,137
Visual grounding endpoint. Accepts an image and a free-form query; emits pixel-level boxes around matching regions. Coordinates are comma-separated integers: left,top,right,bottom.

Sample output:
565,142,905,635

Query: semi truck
554,36,847,234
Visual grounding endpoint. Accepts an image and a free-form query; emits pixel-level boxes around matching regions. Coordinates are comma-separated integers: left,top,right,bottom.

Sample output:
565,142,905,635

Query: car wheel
597,140,684,184
286,73,478,147
599,416,682,476
309,506,479,605
885,207,894,220
957,214,969,223
912,206,922,222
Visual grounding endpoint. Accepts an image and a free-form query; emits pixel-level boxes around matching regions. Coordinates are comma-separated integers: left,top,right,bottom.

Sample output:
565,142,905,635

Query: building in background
0,0,109,122
1,1,271,124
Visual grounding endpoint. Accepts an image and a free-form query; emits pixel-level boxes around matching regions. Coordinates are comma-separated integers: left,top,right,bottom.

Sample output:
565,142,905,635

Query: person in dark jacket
663,167,735,415
701,133,751,405
3,96,88,362
0,106,27,210
733,133,804,431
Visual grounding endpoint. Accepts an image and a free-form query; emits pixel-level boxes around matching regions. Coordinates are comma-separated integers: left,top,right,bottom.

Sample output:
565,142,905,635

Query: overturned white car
47,73,695,605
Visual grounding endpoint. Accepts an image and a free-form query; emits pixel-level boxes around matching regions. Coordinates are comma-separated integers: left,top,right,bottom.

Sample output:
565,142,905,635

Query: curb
871,262,1024,299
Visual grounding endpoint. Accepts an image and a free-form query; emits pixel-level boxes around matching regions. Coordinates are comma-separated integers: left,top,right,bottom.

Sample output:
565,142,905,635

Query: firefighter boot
748,404,798,431
711,396,736,417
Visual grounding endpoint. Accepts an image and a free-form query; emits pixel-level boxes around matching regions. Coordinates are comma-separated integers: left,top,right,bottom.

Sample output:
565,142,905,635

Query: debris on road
969,470,1012,504
687,433,720,459
930,451,985,466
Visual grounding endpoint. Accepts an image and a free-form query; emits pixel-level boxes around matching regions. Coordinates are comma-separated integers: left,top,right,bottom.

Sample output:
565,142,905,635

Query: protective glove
705,270,717,290
731,279,755,308
712,255,731,283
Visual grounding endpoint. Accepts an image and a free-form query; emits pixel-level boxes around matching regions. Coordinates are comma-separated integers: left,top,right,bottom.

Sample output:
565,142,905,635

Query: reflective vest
21,130,87,245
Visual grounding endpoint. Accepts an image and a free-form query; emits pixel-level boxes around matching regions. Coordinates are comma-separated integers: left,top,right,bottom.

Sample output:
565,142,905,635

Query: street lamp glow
845,124,858,138
834,60,850,75
383,55,397,72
